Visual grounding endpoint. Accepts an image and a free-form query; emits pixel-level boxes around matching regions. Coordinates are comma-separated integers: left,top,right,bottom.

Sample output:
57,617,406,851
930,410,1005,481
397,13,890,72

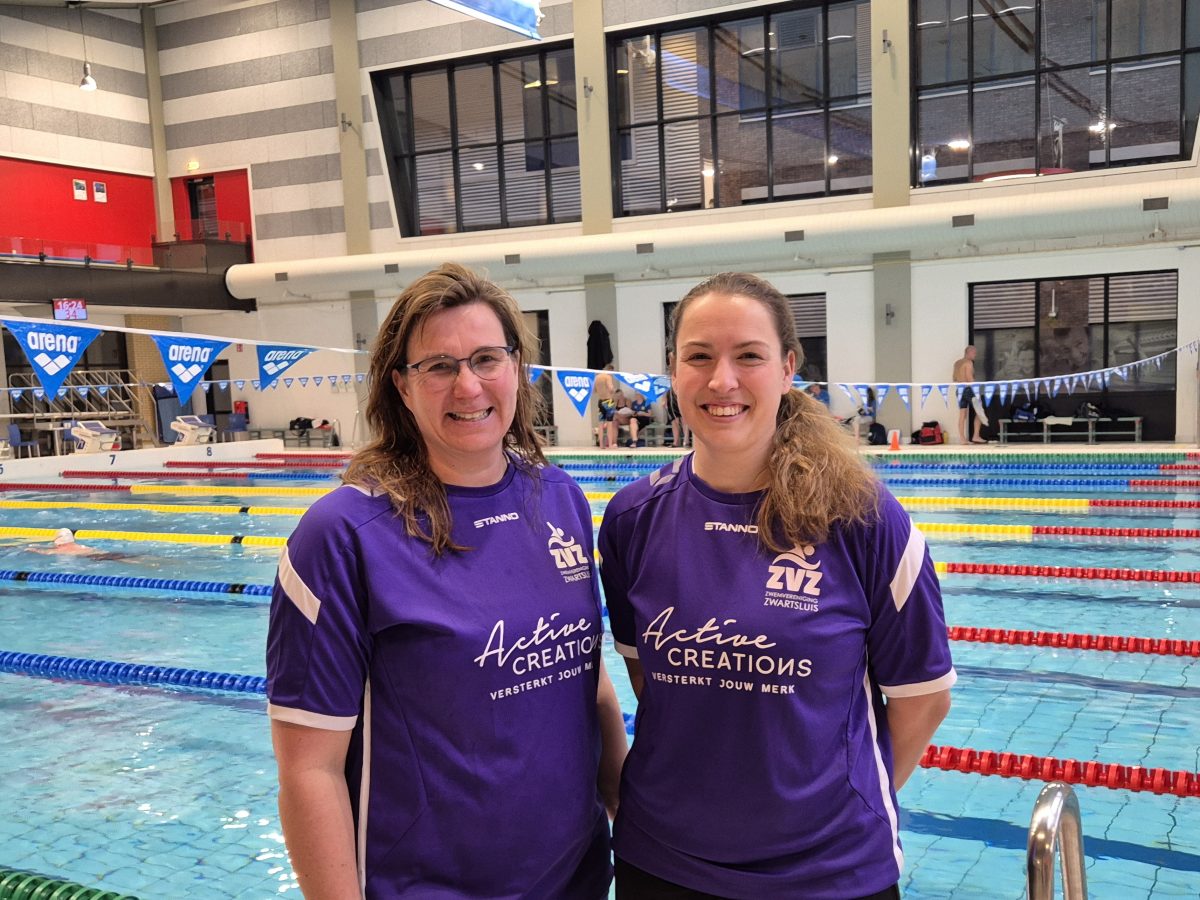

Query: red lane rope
919,744,1200,798
1160,464,1200,471
1031,525,1200,538
61,470,253,480
162,460,345,470
1090,499,1200,509
943,561,1200,582
0,482,131,492
1129,478,1200,488
255,452,352,460
948,626,1200,657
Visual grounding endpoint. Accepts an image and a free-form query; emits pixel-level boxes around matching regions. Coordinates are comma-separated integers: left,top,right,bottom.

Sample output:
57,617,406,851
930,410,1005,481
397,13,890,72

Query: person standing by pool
267,263,626,898
953,345,989,444
599,272,955,899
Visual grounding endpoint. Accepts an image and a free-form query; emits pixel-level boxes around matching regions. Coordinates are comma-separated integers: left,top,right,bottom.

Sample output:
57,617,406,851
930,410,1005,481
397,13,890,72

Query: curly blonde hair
670,272,878,551
344,263,547,554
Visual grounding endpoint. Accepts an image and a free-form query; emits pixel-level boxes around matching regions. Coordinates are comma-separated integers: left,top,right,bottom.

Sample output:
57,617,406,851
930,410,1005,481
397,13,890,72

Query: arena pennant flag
937,384,950,406
874,385,890,408
997,383,1008,407
837,384,858,405
151,334,231,406
615,372,668,404
896,384,911,411
919,384,933,407
1,318,100,398
8,389,22,403
529,365,545,383
256,344,316,389
555,369,596,416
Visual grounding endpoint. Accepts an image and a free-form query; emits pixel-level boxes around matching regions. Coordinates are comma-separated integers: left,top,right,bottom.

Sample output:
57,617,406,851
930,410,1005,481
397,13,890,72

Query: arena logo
167,344,215,364
262,349,310,375
26,331,81,354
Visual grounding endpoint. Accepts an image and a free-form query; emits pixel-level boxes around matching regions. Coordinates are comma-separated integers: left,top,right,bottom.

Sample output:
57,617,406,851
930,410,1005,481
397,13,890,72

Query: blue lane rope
0,650,266,694
0,569,271,596
877,476,1195,490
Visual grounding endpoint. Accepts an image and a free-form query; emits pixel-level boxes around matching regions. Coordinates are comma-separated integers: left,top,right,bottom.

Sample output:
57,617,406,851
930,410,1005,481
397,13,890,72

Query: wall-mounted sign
52,298,88,321
72,179,87,201
93,181,107,203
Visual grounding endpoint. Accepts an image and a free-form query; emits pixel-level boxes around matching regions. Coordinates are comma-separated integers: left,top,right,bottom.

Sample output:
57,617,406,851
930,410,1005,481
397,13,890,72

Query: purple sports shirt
599,455,956,899
267,462,611,898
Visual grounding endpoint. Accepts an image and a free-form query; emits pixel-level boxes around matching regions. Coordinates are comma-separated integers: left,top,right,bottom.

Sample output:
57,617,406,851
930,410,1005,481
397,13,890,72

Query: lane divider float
919,523,1200,539
0,526,285,547
947,626,1199,657
918,744,1199,799
934,560,1200,582
163,459,346,470
883,476,1200,491
61,469,336,481
129,485,328,497
0,499,306,516
255,452,352,460
0,570,271,596
0,650,265,695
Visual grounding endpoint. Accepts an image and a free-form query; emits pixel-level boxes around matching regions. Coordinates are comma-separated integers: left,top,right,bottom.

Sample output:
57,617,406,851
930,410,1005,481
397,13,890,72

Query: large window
969,270,1177,436
914,1,1200,185
611,1,872,217
372,46,580,236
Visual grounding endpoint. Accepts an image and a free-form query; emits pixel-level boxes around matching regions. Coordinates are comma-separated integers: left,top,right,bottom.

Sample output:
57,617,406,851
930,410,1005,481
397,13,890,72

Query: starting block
71,420,121,453
170,415,216,445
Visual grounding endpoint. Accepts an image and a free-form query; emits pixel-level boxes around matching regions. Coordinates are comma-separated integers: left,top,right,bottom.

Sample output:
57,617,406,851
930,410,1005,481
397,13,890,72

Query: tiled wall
0,4,151,173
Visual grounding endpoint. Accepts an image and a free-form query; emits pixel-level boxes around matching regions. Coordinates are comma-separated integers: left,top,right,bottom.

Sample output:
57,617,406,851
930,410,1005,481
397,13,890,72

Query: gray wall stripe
365,147,383,177
160,45,334,101
165,99,336,150
255,204,345,240
0,44,149,99
251,152,341,189
156,0,331,52
359,14,570,68
0,96,150,147
368,200,393,230
2,6,145,50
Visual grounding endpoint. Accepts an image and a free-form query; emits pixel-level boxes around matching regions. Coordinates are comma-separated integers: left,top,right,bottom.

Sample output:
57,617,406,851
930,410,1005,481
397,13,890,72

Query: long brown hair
670,272,878,551
344,263,546,554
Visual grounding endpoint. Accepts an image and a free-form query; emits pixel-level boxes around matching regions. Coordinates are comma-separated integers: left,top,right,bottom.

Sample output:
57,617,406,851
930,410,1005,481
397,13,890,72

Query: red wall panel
170,169,252,249
0,157,156,260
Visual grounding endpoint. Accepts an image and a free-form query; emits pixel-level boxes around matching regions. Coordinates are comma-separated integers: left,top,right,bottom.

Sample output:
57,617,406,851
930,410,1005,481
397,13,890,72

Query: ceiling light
701,165,715,177
827,155,839,164
472,162,485,171
80,62,97,91
186,160,200,172
616,68,629,75
947,139,970,150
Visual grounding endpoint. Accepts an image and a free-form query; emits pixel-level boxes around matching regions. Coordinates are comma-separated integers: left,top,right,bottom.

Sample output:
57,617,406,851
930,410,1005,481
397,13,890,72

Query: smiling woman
598,272,956,899
266,262,627,899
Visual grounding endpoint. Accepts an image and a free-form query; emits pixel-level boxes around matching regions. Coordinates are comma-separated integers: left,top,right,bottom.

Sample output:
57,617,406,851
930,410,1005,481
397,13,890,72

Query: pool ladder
1027,781,1088,900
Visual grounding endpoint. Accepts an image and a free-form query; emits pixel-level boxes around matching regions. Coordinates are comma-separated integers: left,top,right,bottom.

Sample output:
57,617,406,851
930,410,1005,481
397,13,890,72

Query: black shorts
958,386,975,409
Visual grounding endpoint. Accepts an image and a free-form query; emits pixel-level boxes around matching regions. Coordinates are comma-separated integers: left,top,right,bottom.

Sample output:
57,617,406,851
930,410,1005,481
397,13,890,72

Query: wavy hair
344,263,546,554
670,272,878,551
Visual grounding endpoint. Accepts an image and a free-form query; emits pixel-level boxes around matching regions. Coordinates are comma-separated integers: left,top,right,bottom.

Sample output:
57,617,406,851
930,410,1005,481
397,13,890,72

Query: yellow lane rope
896,496,1091,511
0,525,285,547
0,500,306,516
129,484,329,497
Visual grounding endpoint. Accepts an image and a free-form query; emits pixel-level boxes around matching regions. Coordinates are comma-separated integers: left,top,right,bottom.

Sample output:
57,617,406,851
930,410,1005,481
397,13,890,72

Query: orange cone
888,429,901,451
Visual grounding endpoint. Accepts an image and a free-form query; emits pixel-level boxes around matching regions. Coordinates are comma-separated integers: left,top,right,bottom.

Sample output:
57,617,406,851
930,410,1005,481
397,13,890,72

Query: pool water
1,457,1198,898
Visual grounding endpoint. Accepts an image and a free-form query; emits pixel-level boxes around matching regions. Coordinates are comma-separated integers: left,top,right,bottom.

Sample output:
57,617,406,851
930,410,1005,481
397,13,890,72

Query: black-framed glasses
402,346,515,384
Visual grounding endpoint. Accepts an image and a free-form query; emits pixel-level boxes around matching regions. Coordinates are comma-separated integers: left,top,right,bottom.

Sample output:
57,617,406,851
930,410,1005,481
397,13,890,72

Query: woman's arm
595,659,628,819
885,689,952,789
272,720,361,900
622,656,645,701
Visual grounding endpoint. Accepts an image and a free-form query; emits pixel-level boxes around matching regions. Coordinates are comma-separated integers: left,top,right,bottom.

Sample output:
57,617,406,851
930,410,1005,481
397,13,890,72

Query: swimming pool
1,449,1197,897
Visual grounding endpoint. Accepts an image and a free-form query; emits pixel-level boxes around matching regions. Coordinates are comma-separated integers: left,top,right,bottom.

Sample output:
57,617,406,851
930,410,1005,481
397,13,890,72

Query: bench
593,422,667,447
533,425,559,446
998,416,1142,444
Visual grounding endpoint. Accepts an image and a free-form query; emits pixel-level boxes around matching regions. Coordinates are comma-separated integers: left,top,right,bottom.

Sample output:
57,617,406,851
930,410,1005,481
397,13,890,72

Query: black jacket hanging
587,320,613,371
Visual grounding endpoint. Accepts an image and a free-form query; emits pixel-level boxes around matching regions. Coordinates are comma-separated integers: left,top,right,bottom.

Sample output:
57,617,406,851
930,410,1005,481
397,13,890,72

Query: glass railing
0,236,157,267
156,219,249,243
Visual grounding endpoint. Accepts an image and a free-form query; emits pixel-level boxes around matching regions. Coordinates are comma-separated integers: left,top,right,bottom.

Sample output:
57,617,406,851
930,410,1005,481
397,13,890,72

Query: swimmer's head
53,528,75,546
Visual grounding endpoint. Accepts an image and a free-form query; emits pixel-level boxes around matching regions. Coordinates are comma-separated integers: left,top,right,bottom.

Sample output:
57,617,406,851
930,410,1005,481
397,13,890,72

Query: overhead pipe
225,176,1200,303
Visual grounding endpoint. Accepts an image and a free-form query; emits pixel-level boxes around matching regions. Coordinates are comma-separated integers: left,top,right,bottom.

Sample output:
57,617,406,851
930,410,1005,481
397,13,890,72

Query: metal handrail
1027,781,1088,900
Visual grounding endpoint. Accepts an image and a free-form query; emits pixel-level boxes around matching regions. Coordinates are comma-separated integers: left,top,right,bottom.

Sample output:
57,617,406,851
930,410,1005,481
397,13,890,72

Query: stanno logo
474,511,520,529
705,522,759,533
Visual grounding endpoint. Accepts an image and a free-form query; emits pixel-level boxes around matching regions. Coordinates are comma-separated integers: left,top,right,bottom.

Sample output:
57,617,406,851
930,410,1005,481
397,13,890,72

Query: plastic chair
7,423,40,458
226,412,248,441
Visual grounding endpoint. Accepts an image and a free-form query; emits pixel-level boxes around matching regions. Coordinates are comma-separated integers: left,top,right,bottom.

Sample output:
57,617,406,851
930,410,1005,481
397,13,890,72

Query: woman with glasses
267,263,626,898
599,273,955,899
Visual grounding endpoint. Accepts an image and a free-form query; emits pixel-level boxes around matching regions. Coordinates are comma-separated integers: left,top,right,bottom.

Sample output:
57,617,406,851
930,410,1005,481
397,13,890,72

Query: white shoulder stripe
880,668,958,698
889,524,927,613
862,669,904,875
267,703,358,731
278,545,321,625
